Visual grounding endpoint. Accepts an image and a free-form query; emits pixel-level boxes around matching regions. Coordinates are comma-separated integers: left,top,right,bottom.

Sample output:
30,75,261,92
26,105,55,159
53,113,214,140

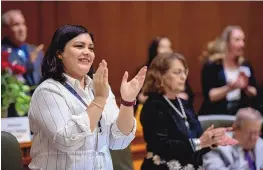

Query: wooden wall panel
2,1,263,111
247,2,263,88
38,1,57,52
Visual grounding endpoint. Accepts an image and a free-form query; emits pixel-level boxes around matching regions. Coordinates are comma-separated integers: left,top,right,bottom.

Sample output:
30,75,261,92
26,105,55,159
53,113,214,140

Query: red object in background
11,65,26,74
1,60,10,70
1,51,26,74
1,51,9,61
1,51,11,70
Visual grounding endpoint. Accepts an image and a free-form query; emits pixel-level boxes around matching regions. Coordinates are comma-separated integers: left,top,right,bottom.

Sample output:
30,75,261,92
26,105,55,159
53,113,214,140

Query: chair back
198,115,236,130
1,131,23,170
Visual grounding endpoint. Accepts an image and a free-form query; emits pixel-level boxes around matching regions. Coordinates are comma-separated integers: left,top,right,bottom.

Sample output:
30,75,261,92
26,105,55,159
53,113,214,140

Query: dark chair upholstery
198,115,236,130
1,131,23,170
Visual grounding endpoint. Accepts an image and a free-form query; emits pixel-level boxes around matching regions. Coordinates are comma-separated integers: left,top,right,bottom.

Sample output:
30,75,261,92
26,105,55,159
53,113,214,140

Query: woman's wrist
226,83,235,91
193,138,202,151
93,97,107,107
243,86,257,97
120,98,136,107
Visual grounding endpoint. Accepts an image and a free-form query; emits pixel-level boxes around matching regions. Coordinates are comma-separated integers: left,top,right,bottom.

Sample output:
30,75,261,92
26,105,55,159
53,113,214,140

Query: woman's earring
57,51,63,60
57,55,62,60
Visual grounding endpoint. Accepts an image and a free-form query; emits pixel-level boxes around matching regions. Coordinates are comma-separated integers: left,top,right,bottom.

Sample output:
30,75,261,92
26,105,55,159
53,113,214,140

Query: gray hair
234,107,263,129
2,9,23,26
221,25,243,43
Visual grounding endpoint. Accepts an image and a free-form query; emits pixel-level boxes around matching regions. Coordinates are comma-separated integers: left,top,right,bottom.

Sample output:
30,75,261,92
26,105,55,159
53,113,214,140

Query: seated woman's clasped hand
200,124,239,149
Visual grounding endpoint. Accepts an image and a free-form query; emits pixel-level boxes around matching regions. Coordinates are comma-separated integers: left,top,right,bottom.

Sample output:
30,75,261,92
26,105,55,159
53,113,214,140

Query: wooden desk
20,142,32,166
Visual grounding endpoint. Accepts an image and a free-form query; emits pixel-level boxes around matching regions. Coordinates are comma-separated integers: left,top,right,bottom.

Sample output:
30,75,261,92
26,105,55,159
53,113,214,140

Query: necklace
163,96,190,129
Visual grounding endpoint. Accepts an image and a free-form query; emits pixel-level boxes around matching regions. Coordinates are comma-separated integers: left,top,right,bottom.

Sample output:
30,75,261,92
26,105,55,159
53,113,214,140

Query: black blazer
199,61,258,115
140,93,210,169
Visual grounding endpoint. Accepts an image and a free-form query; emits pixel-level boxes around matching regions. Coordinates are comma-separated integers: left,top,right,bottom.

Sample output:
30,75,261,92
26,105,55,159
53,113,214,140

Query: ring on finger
212,134,215,140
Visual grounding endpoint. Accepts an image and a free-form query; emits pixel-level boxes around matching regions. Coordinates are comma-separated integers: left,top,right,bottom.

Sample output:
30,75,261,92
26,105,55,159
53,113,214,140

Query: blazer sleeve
201,62,220,100
140,99,210,165
246,62,258,88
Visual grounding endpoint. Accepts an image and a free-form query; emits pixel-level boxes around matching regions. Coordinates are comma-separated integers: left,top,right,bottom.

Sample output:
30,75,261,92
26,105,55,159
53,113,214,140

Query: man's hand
30,44,44,63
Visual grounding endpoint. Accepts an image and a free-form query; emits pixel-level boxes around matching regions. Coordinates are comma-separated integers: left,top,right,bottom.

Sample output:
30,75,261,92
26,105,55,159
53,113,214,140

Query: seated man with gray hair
203,107,263,170
2,9,44,87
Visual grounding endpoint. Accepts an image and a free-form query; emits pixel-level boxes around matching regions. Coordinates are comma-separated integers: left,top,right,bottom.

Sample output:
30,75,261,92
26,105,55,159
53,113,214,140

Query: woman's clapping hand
200,124,239,149
120,66,147,102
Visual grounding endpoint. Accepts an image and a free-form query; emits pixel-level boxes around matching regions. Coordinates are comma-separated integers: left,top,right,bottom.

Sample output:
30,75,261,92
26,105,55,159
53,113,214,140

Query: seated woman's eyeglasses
173,69,189,76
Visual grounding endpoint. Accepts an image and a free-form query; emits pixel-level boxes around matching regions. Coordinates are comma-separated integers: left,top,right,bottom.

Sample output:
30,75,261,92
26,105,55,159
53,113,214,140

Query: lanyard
63,82,102,133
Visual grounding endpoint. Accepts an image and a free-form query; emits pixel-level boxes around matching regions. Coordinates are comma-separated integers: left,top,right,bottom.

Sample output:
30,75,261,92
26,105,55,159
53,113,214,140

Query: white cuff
111,118,136,138
193,138,202,151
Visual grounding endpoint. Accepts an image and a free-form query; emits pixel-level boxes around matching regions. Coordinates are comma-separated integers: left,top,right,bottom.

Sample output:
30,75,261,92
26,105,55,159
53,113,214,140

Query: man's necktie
244,149,256,170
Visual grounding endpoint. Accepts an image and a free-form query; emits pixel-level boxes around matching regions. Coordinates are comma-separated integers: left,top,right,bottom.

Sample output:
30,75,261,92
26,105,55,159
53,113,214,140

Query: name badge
239,66,251,77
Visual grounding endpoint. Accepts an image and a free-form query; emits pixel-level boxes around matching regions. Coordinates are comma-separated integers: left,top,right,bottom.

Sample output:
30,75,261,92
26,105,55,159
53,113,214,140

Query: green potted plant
1,51,31,117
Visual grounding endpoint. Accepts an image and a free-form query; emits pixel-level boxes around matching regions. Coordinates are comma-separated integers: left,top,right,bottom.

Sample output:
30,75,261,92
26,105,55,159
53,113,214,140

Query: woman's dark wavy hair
41,24,94,83
147,36,168,67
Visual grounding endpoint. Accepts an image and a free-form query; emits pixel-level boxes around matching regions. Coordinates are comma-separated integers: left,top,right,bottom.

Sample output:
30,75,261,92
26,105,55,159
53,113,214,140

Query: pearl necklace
163,96,190,129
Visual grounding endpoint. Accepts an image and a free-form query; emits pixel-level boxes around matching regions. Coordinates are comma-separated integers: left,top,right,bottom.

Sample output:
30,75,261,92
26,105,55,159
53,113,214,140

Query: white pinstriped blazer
28,74,136,170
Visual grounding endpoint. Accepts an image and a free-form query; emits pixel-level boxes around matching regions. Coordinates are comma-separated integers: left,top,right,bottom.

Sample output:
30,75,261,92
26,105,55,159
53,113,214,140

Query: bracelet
193,138,202,151
120,98,136,107
91,101,104,110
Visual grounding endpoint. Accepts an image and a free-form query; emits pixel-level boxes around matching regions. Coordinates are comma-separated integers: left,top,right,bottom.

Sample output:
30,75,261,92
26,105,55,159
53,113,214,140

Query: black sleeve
242,62,260,110
187,103,212,165
140,99,211,165
201,62,219,100
245,62,258,88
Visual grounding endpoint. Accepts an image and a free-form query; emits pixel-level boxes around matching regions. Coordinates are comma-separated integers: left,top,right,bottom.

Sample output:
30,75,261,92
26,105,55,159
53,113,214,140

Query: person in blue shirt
2,9,44,87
